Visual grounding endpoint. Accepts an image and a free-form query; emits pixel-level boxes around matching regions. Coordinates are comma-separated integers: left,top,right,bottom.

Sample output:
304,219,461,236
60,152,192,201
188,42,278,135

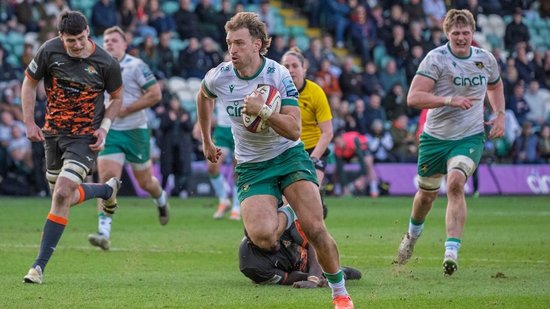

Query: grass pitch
1,196,549,308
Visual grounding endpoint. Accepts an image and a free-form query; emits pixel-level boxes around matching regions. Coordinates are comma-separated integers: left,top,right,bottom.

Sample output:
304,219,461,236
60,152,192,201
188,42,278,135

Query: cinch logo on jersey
452,74,487,87
226,100,243,117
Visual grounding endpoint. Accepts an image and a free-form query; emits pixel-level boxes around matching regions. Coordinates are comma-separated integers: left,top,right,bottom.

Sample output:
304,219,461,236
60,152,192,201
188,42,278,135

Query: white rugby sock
98,214,112,238
153,190,167,207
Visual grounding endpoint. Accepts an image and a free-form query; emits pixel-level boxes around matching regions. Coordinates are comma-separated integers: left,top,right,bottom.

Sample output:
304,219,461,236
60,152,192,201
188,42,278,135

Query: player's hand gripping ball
242,84,281,133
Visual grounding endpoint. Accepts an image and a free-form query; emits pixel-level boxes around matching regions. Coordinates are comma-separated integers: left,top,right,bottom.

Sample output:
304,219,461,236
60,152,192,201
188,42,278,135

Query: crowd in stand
1,0,550,196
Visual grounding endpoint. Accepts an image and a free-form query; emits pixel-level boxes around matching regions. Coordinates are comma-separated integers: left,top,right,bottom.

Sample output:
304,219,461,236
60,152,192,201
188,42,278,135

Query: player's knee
302,221,327,244
46,169,60,191
447,155,475,177
417,175,442,193
417,189,438,205
59,160,90,185
249,234,279,251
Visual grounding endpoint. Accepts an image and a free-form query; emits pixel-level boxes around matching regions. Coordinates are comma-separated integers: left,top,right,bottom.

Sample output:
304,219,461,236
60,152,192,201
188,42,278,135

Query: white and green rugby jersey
417,43,500,140
105,54,157,131
203,57,300,164
214,101,232,128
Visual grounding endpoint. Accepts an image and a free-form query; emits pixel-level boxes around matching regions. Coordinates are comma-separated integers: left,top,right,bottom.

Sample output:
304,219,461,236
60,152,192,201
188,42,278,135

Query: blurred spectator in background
507,82,530,125
195,0,222,41
156,32,176,78
407,21,428,51
361,61,382,97
45,0,70,18
390,114,418,163
0,46,18,86
91,0,118,36
366,119,395,163
314,58,341,98
139,35,159,75
378,58,408,94
201,37,224,74
322,0,350,48
348,4,376,65
514,43,534,83
339,56,364,102
404,0,426,26
532,49,547,89
333,130,379,197
504,7,530,52
524,80,550,127
148,0,175,34
423,0,446,29
158,97,193,197
349,98,369,135
424,27,445,51
405,44,425,84
513,121,541,164
173,0,200,40
386,24,409,69
303,37,323,79
383,83,409,121
258,0,275,35
265,35,287,63
539,124,550,163
118,0,137,32
16,0,46,33
177,37,205,79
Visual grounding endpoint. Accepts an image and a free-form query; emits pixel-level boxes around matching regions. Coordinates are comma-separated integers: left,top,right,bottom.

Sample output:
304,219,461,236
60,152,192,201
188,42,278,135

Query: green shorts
99,129,150,164
417,132,485,177
235,144,318,203
213,126,234,152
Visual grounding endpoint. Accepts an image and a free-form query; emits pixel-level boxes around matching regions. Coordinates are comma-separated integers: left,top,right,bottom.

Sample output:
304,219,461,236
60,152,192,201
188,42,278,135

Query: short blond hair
225,12,271,55
103,26,127,42
443,9,476,34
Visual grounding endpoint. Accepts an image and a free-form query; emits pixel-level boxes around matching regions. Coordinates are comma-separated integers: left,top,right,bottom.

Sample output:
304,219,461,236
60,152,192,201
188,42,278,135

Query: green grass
1,196,549,308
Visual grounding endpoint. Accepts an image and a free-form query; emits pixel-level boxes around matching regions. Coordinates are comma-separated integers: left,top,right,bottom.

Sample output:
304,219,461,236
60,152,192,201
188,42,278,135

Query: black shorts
305,147,330,172
44,135,97,172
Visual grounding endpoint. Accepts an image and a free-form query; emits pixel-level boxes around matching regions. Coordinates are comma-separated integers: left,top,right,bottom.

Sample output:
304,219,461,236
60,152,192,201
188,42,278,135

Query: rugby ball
242,84,281,133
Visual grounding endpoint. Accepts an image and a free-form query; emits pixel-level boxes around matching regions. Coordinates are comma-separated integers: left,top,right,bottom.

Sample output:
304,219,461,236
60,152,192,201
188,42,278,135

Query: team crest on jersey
266,67,275,74
85,65,98,74
420,164,429,173
475,61,484,69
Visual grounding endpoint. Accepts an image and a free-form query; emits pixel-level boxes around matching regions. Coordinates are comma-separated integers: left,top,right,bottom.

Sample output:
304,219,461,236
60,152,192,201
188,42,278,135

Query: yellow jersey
298,79,332,150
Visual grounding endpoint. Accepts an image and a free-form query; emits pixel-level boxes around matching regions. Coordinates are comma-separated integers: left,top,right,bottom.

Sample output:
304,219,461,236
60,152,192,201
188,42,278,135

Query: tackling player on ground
196,12,354,309
395,9,505,275
87,26,169,251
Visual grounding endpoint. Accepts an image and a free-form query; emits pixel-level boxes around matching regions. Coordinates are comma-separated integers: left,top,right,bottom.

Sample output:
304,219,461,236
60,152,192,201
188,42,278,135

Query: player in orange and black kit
239,217,362,288
21,10,123,284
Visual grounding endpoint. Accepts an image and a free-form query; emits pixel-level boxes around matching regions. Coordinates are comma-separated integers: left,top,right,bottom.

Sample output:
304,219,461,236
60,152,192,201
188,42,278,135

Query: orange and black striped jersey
25,37,122,136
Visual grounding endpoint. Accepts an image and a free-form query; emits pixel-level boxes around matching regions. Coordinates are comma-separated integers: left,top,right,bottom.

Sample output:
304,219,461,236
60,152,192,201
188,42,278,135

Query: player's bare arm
90,87,123,152
21,76,44,142
408,75,474,110
196,85,222,163
485,79,506,139
118,83,162,117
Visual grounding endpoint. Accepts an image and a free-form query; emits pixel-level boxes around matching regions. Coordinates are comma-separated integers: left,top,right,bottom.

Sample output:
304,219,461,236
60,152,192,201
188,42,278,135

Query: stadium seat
477,14,489,32
488,14,505,38
161,1,180,15
169,38,188,58
373,45,387,68
186,77,202,94
168,76,188,94
295,35,309,51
